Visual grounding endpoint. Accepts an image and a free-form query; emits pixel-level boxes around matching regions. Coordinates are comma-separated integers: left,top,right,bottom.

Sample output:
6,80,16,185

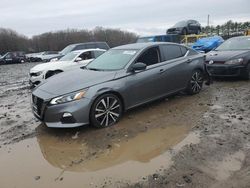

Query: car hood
30,61,71,72
206,50,250,62
36,69,117,96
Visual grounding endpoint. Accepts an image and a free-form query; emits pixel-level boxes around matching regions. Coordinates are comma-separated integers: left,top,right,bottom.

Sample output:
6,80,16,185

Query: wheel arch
45,69,63,79
92,90,125,112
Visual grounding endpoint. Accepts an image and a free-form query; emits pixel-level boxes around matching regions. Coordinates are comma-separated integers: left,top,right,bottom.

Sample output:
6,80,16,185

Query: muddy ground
0,63,250,188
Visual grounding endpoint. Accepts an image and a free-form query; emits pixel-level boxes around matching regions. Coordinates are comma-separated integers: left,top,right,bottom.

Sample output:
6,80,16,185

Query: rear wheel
186,70,204,95
90,94,123,128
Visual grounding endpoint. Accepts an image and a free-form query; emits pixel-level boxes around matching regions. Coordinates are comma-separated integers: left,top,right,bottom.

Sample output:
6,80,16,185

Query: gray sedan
32,42,205,128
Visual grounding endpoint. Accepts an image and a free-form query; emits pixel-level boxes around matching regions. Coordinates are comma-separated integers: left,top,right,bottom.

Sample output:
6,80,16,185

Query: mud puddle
0,126,201,188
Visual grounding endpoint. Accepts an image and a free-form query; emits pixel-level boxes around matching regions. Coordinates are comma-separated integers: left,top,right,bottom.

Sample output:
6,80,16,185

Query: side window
93,50,105,58
161,45,183,61
136,47,160,66
188,49,198,56
74,44,86,51
79,51,94,60
180,46,188,56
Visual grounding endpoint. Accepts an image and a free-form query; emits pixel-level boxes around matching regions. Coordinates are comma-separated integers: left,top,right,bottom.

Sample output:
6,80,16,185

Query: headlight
31,71,43,77
225,58,244,65
50,90,87,105
50,58,58,62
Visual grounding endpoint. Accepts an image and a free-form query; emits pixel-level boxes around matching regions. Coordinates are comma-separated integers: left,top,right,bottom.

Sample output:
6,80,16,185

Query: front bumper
206,64,246,77
29,74,44,88
32,94,92,128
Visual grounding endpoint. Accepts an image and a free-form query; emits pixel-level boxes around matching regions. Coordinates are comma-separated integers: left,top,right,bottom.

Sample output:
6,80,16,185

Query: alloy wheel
190,71,203,93
94,95,122,127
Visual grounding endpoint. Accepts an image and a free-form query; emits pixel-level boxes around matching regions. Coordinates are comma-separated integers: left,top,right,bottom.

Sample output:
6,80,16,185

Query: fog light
61,113,76,124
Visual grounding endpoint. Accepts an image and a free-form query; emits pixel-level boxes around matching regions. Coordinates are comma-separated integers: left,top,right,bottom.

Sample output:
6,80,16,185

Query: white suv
29,49,106,88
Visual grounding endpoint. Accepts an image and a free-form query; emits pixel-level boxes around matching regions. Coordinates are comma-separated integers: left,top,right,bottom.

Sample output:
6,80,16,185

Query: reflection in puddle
37,125,192,172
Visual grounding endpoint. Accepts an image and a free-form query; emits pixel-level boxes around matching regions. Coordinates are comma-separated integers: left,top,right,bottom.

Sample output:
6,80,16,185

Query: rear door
158,44,192,93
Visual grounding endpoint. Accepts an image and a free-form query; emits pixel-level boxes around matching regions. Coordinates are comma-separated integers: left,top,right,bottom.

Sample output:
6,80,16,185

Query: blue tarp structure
192,36,224,53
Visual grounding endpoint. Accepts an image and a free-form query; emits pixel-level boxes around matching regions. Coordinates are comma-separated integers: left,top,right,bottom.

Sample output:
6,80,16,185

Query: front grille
32,95,46,120
207,67,239,75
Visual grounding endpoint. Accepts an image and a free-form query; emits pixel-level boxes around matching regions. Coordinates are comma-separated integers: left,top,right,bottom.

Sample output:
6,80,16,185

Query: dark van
136,34,181,44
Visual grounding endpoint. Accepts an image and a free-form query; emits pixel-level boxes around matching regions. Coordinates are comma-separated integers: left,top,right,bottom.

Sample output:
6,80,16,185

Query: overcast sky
0,0,249,37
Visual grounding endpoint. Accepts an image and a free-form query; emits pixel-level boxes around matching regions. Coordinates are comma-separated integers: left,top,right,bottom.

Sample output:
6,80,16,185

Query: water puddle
0,126,200,188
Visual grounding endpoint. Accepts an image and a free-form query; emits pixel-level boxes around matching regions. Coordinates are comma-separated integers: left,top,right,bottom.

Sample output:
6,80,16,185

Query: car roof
139,35,167,38
71,42,108,46
70,48,106,53
113,42,181,50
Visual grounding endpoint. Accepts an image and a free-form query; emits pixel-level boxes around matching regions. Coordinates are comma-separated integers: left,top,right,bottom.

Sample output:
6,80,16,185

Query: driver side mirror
75,57,82,62
130,62,147,72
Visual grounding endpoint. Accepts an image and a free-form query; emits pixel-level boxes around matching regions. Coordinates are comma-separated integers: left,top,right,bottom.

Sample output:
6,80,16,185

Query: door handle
186,58,192,63
159,69,165,74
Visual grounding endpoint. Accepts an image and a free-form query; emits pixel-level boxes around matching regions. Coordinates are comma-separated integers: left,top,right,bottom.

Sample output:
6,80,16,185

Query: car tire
242,64,250,80
186,69,204,95
182,28,188,35
90,93,123,128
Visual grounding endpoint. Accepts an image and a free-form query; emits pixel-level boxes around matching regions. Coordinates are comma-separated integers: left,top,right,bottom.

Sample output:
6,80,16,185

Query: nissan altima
206,36,250,79
31,42,205,128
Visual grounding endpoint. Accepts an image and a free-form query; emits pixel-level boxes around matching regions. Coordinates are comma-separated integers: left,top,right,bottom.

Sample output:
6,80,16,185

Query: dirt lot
0,63,250,188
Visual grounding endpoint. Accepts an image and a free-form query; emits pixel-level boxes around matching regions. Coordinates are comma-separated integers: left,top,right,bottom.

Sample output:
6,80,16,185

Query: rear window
96,43,110,50
161,45,184,61
74,44,86,51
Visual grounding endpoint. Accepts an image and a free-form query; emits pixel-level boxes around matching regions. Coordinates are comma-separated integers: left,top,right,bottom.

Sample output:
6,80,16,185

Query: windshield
216,37,250,51
59,51,79,61
86,49,138,71
2,53,8,58
60,44,76,55
174,21,187,27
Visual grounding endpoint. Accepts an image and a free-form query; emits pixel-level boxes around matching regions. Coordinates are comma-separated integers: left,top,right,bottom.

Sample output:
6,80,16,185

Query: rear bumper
207,64,246,77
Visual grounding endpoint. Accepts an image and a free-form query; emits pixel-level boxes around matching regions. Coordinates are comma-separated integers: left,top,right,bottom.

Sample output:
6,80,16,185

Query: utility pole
207,14,210,35
207,14,210,27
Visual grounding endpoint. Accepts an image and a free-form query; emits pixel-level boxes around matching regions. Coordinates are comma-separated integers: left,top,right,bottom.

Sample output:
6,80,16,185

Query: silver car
32,42,205,128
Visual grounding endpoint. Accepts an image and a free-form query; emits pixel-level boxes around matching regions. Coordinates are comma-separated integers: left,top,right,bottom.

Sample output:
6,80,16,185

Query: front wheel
90,94,123,128
186,70,204,95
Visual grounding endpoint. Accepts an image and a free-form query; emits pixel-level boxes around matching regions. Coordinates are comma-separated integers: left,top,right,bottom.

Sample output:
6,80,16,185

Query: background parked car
192,36,224,53
0,51,27,64
31,42,205,128
43,42,110,62
167,20,202,35
29,49,106,87
206,36,250,79
27,51,59,62
136,34,181,44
